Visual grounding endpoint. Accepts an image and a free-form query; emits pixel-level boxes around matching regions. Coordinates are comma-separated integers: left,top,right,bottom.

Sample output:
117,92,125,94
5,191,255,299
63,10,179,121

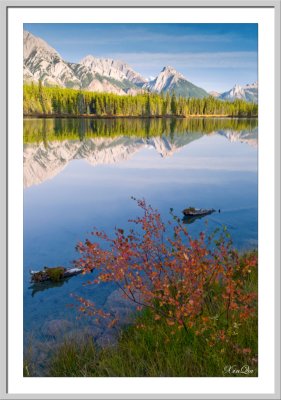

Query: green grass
48,312,258,377
48,309,258,377
29,251,258,378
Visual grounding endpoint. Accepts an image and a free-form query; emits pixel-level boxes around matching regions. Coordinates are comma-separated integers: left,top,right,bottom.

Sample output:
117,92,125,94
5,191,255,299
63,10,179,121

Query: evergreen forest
23,83,258,118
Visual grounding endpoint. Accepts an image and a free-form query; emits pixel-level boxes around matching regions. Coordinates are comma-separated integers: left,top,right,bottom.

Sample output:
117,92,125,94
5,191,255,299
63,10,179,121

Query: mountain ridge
211,82,258,103
23,30,209,98
23,30,258,102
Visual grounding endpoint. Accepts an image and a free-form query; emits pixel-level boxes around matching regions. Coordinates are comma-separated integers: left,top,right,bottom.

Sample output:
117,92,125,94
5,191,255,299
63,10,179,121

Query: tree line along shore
23,83,258,118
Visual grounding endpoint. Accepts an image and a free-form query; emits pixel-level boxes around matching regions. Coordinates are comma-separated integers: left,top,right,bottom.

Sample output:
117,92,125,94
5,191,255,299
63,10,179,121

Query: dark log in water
182,207,215,217
30,266,83,283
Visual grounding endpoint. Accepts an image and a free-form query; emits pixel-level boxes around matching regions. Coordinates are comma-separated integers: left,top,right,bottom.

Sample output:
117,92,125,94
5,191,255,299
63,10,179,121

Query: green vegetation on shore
24,200,258,378
23,83,258,118
48,293,257,378
24,248,257,378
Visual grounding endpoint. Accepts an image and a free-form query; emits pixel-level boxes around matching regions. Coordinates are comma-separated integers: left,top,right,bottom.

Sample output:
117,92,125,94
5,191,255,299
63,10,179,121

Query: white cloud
109,51,257,71
54,31,239,46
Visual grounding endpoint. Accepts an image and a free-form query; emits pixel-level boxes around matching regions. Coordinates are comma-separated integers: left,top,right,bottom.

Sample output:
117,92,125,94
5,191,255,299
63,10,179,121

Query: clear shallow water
23,117,258,364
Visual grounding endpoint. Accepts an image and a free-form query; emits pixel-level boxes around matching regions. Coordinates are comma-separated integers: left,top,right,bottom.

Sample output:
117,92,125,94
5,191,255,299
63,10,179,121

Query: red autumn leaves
74,198,257,346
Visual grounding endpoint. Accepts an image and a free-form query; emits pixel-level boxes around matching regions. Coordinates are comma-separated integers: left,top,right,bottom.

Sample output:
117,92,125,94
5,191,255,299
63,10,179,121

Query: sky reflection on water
23,119,258,350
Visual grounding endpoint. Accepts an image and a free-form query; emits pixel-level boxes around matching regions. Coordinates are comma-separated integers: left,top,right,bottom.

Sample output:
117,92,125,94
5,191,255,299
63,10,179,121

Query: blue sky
23,23,258,92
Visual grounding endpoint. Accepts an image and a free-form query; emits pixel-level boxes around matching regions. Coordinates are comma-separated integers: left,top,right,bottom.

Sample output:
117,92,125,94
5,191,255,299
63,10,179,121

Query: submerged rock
64,325,103,342
92,288,141,348
104,288,139,324
41,319,72,338
95,330,119,348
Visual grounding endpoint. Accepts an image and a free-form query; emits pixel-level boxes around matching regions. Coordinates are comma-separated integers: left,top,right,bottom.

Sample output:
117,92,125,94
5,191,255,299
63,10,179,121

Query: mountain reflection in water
23,116,258,359
23,118,258,188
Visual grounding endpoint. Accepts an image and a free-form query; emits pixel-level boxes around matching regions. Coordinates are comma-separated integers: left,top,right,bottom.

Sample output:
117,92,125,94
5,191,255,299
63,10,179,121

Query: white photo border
1,1,280,399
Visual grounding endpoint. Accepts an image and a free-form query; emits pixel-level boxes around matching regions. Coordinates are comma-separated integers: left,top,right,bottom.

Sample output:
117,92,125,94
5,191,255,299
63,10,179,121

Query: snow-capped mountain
243,81,258,103
79,55,147,86
23,30,145,94
24,30,58,60
144,66,208,98
244,81,258,90
215,82,258,103
220,84,246,100
23,31,82,88
23,30,208,98
23,30,258,101
144,66,185,92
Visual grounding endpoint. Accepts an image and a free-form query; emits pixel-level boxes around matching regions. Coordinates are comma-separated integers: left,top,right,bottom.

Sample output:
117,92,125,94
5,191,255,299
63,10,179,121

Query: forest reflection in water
23,117,258,188
23,116,258,367
24,117,258,144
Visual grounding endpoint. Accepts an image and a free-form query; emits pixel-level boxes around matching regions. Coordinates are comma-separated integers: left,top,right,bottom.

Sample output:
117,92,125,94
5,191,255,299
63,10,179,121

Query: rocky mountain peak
23,30,59,61
162,65,177,73
79,55,147,85
23,29,256,101
218,81,258,103
145,65,188,93
230,84,245,96
244,81,258,89
161,65,185,79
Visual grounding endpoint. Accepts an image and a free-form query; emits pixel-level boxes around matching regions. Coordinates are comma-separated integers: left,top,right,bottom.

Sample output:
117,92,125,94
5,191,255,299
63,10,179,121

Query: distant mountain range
23,30,258,102
217,82,258,103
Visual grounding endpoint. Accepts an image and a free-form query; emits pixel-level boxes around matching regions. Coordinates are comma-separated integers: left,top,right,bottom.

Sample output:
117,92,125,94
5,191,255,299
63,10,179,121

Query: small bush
46,199,258,378
74,199,258,355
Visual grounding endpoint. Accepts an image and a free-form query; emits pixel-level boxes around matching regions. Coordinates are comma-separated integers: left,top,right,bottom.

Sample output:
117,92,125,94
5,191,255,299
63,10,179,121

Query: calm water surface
23,117,258,366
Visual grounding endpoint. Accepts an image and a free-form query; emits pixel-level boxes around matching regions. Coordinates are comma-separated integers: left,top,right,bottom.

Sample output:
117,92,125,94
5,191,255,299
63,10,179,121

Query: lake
23,117,258,371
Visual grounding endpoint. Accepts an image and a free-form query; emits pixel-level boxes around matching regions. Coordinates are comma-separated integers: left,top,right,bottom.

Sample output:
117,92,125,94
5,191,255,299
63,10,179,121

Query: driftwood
30,266,83,283
182,207,216,217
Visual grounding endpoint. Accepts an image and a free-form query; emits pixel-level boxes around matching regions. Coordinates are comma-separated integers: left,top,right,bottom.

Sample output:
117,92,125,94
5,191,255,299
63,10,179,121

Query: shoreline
23,114,258,120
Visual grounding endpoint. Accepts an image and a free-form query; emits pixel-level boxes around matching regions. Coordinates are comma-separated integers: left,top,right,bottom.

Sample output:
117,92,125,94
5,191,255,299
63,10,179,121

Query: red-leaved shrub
74,198,257,347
